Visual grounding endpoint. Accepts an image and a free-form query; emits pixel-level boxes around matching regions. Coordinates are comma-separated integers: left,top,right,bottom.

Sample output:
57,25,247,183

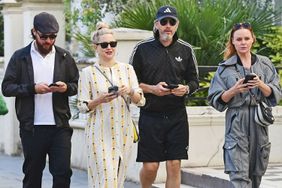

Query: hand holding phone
108,86,118,96
49,83,59,87
163,84,179,89
108,86,118,93
243,74,256,84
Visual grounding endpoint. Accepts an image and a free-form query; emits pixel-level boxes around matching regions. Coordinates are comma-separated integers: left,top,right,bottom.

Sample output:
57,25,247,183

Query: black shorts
136,108,189,162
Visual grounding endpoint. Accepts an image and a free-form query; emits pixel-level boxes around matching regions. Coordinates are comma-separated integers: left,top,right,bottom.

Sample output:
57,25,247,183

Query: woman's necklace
98,60,116,68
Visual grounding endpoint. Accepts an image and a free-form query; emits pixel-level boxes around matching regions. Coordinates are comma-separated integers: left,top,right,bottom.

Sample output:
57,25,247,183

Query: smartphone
49,83,59,87
163,84,179,89
108,86,118,93
243,74,256,84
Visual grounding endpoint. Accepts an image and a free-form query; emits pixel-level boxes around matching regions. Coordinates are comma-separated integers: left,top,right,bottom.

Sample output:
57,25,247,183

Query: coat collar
22,42,68,84
219,55,237,66
219,54,257,66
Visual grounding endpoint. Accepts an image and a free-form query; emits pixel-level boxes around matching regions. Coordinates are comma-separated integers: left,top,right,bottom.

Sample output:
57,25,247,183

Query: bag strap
94,65,114,86
249,90,258,104
94,65,131,112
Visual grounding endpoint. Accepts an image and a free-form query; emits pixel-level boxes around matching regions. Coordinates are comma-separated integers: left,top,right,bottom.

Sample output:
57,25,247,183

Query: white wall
114,27,153,63
1,1,22,155
69,106,282,183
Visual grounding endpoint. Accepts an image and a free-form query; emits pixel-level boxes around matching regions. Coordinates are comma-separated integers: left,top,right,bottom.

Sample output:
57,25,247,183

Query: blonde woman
77,22,145,188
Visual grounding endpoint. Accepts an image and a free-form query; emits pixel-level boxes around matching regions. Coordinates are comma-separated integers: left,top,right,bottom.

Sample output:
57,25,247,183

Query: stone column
113,28,152,63
0,0,22,155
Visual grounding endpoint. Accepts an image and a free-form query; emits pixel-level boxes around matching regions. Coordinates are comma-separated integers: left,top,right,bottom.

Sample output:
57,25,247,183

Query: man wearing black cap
129,5,199,188
1,12,79,188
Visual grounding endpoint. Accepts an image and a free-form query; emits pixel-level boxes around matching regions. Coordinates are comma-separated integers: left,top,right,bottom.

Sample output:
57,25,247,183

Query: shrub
115,0,281,66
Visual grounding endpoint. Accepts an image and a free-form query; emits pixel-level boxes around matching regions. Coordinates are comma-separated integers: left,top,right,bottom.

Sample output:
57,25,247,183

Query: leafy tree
114,0,282,106
257,26,282,66
64,0,281,106
64,0,102,57
99,0,134,13
64,0,136,57
115,0,281,66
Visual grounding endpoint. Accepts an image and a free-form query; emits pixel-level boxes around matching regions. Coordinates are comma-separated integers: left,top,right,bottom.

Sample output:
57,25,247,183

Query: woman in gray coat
208,23,281,188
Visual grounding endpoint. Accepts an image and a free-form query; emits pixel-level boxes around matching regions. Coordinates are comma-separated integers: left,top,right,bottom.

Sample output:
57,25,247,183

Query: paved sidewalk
1,153,282,188
182,164,282,188
0,153,196,188
0,154,139,188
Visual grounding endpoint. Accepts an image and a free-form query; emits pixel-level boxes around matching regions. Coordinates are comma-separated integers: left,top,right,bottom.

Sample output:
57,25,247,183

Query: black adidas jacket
129,35,199,112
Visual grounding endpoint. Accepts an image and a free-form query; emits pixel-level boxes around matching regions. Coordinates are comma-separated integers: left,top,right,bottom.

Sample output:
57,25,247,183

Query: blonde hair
92,22,114,44
223,24,256,60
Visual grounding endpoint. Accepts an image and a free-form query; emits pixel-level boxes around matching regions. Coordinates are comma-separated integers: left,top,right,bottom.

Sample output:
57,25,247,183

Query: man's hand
48,81,67,93
171,84,189,96
151,82,172,96
35,83,51,94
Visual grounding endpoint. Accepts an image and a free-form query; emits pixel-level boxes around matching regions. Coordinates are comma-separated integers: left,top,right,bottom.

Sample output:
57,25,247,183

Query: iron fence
187,66,282,105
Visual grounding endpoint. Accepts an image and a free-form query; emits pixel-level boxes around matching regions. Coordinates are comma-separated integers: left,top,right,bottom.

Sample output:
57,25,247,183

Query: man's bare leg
166,160,181,188
140,162,159,188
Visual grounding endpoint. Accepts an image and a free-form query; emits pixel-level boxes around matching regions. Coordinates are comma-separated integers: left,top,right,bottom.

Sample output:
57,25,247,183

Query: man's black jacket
1,43,79,131
130,36,199,112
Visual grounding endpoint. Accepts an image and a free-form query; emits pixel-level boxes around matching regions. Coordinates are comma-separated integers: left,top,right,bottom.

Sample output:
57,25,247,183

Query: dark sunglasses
37,31,57,40
159,18,177,26
233,22,251,30
96,41,117,49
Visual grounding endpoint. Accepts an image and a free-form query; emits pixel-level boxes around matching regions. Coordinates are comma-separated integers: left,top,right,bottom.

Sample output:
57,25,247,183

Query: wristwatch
185,85,190,94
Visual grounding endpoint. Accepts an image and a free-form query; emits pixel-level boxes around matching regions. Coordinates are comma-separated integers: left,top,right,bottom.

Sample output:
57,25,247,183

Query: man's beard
160,33,173,41
36,41,53,55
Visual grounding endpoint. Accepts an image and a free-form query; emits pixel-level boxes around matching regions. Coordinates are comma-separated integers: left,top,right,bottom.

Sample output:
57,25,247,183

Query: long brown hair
223,23,256,60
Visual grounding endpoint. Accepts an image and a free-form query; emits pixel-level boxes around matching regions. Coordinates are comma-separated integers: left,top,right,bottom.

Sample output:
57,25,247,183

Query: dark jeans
20,126,73,188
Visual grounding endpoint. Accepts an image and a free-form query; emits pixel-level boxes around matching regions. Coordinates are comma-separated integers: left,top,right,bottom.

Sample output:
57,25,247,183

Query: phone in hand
243,74,256,84
108,86,118,94
163,84,179,89
49,83,59,87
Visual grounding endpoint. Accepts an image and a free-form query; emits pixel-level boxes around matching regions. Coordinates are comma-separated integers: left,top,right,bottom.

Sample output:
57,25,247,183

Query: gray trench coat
208,54,281,187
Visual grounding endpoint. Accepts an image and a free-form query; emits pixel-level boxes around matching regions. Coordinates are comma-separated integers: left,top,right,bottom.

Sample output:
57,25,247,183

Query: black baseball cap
155,5,178,21
33,12,59,34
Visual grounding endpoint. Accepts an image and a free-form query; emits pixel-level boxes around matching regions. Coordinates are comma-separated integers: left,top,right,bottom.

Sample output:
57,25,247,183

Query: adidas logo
175,56,182,62
164,8,171,13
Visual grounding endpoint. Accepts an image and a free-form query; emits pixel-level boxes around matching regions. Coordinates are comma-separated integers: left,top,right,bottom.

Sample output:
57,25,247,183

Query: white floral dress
77,62,144,188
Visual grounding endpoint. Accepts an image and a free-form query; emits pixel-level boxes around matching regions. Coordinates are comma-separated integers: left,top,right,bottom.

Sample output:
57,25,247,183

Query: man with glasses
129,5,199,188
1,12,79,188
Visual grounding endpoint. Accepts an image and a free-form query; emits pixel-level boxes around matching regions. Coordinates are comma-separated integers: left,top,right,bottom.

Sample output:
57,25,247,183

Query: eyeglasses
37,31,57,41
96,41,117,49
159,18,177,26
233,23,251,30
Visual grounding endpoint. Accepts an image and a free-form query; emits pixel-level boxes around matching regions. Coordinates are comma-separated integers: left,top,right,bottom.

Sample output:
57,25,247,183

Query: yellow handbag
132,120,140,143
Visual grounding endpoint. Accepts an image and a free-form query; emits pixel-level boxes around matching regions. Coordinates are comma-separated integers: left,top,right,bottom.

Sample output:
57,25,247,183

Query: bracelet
83,101,91,111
